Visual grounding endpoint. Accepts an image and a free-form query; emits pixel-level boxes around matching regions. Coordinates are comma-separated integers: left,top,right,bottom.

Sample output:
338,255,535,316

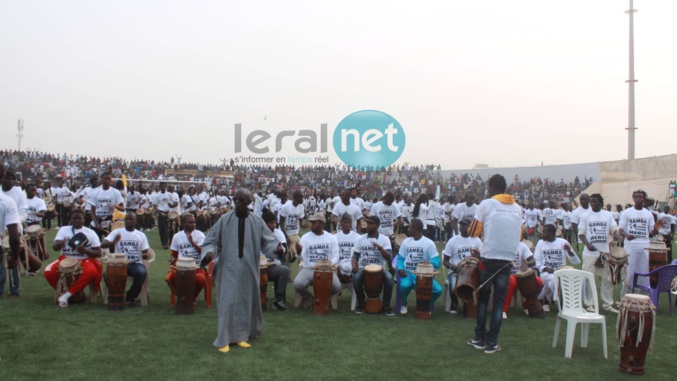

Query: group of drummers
2,170,675,321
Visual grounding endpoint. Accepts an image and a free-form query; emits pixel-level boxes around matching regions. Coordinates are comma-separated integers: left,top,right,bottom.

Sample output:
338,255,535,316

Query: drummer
293,212,340,309
502,241,540,319
396,219,442,315
100,212,150,307
351,215,395,316
44,209,103,308
26,184,47,227
165,213,206,300
442,218,482,314
578,193,620,313
335,213,360,283
261,210,291,311
534,224,581,312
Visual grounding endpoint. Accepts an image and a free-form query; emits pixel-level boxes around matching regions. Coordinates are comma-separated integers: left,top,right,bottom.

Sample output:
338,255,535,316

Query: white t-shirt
3,186,28,222
26,196,47,225
369,201,401,236
126,192,142,209
534,237,580,272
350,197,366,211
299,231,339,268
577,209,618,257
335,230,361,263
511,242,534,273
104,228,150,263
398,236,439,272
561,211,573,229
88,187,124,220
78,186,96,211
619,207,655,244
524,209,542,228
170,230,206,266
542,208,558,226
657,213,675,236
442,235,483,267
354,233,392,270
452,203,477,223
55,226,101,260
474,198,523,261
571,206,590,226
332,202,363,231
153,192,173,212
279,202,304,235
0,193,21,235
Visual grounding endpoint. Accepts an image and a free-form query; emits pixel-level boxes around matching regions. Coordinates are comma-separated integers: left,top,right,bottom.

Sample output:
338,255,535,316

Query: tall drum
515,268,544,318
312,259,334,316
414,263,434,320
455,257,479,303
56,257,86,304
617,294,655,375
175,258,197,315
646,242,668,288
106,253,128,311
363,264,384,314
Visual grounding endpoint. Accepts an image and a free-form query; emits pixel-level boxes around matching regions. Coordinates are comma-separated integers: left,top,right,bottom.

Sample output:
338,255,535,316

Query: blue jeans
474,259,511,347
104,262,147,302
0,250,21,297
353,269,394,307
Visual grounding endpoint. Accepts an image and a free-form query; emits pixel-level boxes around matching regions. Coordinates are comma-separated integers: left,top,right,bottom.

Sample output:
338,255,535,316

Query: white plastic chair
552,269,608,359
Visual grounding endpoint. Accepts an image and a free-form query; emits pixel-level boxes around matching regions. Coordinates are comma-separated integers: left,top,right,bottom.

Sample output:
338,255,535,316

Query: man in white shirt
524,204,542,238
153,183,176,249
396,219,442,315
442,218,482,314
351,215,395,316
0,164,22,298
619,190,661,295
657,205,676,263
101,212,150,307
279,190,305,263
571,193,591,251
369,192,402,238
332,190,363,233
293,213,340,308
578,194,620,313
451,192,477,236
261,210,291,311
89,173,125,240
535,224,581,311
166,213,207,300
466,175,522,354
335,213,361,283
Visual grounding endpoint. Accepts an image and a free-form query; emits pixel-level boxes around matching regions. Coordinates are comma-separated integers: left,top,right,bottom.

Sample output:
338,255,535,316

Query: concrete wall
600,154,677,182
440,162,600,183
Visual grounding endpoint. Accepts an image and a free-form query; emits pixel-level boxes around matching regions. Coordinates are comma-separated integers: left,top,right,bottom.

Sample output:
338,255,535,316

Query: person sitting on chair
534,224,580,312
165,213,206,300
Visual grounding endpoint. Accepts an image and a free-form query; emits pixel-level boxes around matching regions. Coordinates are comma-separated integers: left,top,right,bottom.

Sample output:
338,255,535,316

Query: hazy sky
1,0,675,170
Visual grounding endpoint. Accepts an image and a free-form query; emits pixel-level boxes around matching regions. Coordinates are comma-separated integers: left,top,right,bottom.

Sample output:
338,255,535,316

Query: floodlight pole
17,120,24,151
625,0,638,160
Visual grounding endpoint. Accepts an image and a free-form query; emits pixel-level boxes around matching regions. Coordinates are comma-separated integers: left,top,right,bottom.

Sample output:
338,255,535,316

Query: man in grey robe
201,188,279,353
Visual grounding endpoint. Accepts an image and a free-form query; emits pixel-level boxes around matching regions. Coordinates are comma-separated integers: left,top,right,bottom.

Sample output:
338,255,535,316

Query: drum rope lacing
617,299,656,353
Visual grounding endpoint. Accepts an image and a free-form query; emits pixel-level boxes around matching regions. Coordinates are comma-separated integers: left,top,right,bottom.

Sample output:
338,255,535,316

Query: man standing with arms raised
466,174,522,354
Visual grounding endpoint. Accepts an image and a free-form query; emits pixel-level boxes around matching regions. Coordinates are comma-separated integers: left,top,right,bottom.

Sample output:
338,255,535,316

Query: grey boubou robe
201,211,278,348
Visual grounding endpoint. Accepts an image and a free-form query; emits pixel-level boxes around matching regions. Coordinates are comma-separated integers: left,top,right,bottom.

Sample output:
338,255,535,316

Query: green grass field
1,227,676,381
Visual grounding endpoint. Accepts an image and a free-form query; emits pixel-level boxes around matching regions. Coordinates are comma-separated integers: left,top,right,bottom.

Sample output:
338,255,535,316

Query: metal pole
625,0,638,160
17,120,24,151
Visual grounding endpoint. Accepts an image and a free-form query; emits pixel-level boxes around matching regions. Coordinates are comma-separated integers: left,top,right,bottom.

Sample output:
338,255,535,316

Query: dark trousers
157,213,170,247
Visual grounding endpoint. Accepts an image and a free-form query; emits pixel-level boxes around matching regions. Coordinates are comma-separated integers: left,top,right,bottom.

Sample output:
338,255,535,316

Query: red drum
260,257,269,311
313,268,333,316
106,254,128,311
515,268,544,318
647,243,667,288
57,258,86,304
455,257,480,303
617,294,655,375
464,300,477,320
175,258,196,315
363,264,384,314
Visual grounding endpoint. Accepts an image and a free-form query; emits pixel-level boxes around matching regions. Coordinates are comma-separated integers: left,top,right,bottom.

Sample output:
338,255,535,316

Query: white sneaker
543,304,550,312
400,305,408,315
585,305,595,312
502,312,507,319
604,306,619,313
